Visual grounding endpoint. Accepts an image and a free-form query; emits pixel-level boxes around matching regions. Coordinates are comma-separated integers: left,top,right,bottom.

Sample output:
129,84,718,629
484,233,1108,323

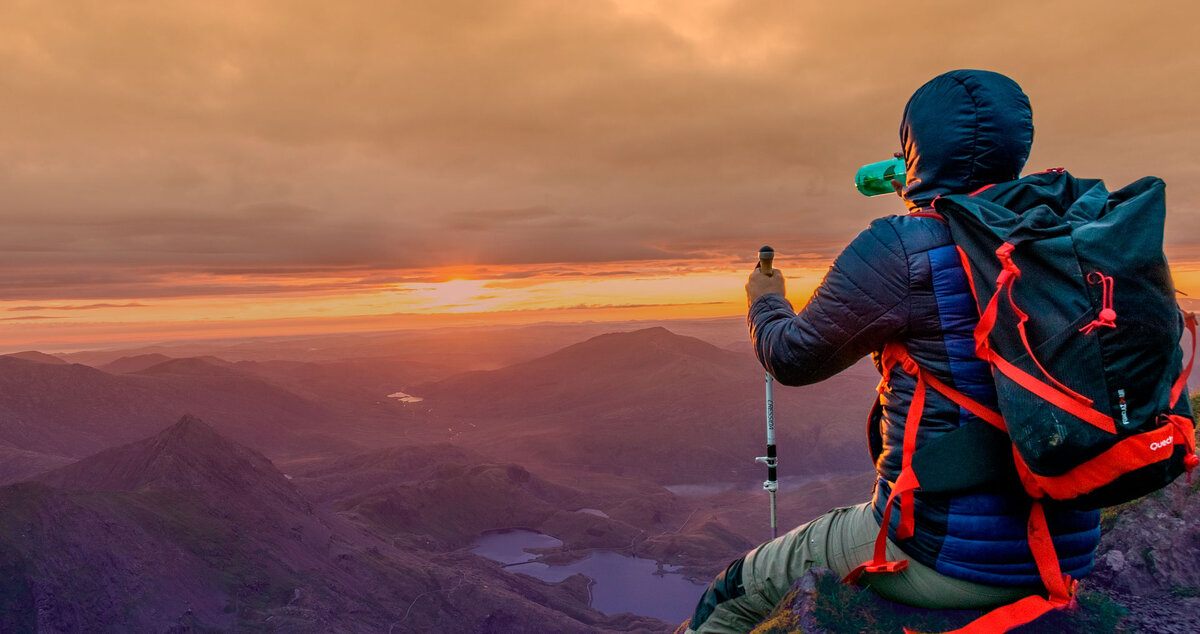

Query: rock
1104,549,1126,573
707,567,1129,634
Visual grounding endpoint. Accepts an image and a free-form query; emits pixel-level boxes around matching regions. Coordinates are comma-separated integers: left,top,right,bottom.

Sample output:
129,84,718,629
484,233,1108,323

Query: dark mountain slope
0,444,74,485
39,414,308,513
1,417,668,633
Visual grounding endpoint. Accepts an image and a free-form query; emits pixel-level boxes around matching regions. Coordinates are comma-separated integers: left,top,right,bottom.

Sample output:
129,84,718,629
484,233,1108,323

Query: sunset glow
0,257,834,350
2,1,1200,352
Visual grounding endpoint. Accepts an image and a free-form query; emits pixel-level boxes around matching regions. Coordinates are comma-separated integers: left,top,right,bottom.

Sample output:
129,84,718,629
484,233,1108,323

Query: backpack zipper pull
1079,272,1117,334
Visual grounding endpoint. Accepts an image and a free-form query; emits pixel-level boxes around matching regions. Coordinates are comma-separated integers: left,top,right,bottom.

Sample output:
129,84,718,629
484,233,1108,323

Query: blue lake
471,529,707,624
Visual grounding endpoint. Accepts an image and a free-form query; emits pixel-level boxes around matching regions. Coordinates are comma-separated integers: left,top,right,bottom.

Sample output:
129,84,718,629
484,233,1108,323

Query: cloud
7,303,149,311
1,1,1199,301
444,207,563,231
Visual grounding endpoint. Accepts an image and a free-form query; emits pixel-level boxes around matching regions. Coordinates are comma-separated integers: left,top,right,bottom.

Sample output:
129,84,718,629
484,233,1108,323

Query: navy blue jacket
749,70,1100,586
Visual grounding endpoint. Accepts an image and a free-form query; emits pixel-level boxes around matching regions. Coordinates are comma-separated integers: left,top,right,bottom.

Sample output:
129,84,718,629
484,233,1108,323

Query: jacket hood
900,70,1034,212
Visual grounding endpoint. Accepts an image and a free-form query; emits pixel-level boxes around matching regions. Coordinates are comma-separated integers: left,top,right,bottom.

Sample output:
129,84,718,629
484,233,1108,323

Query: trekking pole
755,245,779,540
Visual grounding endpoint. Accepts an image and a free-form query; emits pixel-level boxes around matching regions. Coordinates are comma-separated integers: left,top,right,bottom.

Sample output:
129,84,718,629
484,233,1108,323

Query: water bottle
855,157,906,197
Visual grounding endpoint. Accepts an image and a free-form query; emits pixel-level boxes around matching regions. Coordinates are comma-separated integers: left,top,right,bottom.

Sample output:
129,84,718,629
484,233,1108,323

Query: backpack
844,169,1199,633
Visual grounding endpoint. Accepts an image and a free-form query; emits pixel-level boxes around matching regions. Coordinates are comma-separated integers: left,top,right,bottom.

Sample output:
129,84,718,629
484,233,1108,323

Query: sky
3,0,1200,350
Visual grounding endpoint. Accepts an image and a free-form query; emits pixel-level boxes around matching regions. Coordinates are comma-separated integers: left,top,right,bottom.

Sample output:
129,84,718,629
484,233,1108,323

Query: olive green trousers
686,502,1038,634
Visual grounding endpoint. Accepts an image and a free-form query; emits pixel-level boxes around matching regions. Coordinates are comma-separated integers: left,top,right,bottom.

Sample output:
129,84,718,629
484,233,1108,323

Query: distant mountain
98,349,454,419
228,356,452,410
421,327,879,484
99,353,175,374
0,417,667,632
427,327,746,413
2,351,67,365
135,356,246,377
0,355,347,459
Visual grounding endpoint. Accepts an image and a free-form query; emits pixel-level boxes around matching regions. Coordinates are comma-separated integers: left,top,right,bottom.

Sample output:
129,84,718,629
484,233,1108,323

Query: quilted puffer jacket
749,70,1100,585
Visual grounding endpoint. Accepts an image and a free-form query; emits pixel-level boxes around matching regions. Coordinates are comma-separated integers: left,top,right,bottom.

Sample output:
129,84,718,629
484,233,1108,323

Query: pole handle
758,245,775,276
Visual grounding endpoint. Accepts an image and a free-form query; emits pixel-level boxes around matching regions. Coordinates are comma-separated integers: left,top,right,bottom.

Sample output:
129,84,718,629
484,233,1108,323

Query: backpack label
1149,436,1173,452
1118,389,1129,426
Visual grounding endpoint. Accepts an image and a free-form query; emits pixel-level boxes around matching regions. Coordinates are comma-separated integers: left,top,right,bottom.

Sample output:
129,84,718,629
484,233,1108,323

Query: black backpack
848,169,1198,634
936,168,1196,509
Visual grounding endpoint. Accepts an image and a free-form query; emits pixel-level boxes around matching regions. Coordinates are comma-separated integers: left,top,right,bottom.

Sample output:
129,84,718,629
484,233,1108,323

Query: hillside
38,414,307,510
420,327,879,484
0,355,348,459
285,442,751,567
0,444,74,486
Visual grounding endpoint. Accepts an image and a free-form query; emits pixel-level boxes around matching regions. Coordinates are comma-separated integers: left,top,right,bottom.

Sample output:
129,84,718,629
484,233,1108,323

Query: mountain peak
38,416,306,511
161,413,219,441
560,327,738,365
619,326,674,340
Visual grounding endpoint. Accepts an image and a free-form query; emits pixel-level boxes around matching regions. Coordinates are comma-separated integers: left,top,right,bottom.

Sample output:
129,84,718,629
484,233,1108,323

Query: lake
386,391,424,403
470,529,707,624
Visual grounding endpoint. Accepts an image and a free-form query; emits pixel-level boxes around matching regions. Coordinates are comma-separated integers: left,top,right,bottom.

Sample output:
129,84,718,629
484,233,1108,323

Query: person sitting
685,69,1101,634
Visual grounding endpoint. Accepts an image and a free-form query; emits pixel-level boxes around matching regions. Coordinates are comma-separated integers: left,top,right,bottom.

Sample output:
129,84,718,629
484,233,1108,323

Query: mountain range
0,355,346,475
2,416,671,632
0,323,885,631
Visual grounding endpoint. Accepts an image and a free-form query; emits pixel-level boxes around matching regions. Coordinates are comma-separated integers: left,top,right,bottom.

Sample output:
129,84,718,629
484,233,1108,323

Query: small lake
386,391,424,403
471,529,707,624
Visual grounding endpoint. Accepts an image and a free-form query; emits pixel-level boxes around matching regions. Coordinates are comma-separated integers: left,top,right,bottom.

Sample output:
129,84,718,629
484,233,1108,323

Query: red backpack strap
1170,311,1197,408
844,344,1005,585
842,466,917,584
918,365,1007,433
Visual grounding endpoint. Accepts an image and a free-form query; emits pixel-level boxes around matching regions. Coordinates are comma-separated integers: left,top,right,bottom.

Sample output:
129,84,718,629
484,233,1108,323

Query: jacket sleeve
749,218,910,386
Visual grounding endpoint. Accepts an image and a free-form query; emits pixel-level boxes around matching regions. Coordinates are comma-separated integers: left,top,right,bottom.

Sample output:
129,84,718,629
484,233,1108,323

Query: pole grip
758,245,775,276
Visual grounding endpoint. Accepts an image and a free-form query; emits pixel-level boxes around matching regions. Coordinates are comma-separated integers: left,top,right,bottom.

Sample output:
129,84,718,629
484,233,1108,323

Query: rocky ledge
677,475,1200,634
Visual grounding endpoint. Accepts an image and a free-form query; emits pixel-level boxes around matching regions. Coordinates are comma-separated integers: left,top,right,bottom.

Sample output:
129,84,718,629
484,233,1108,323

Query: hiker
685,70,1109,633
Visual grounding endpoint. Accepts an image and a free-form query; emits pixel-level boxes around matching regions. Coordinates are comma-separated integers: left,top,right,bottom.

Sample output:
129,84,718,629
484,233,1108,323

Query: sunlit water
575,508,609,518
470,529,707,624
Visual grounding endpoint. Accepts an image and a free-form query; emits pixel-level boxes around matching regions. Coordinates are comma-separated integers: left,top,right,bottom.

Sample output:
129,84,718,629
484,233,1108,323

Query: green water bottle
855,157,906,197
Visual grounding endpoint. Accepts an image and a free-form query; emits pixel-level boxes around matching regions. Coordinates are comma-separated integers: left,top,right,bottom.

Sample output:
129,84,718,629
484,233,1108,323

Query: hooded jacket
749,70,1100,585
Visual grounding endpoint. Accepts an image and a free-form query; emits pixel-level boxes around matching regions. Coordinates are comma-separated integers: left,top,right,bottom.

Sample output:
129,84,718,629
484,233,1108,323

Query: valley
0,319,880,632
